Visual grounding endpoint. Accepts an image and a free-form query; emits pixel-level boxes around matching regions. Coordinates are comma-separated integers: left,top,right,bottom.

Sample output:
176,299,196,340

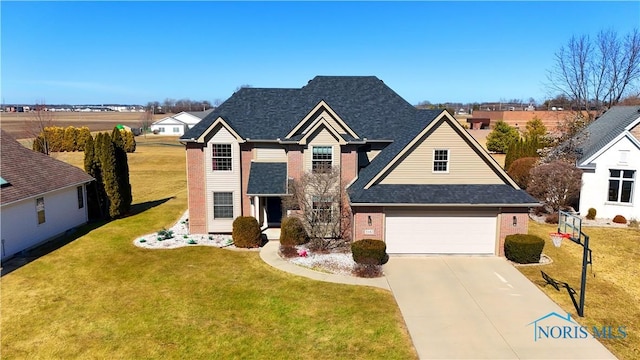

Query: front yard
519,220,640,360
1,137,416,359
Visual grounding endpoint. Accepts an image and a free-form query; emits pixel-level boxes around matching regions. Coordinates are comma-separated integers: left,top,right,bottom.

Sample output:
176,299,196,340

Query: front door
265,197,283,227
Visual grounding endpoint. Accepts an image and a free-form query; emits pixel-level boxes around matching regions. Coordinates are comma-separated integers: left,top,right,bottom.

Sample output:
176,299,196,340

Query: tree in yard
111,127,132,215
282,166,350,251
504,138,541,171
123,130,137,153
77,127,92,151
486,120,520,153
546,29,640,114
83,134,106,219
526,160,582,213
507,157,539,189
25,103,54,155
62,126,78,152
523,117,549,144
97,132,122,218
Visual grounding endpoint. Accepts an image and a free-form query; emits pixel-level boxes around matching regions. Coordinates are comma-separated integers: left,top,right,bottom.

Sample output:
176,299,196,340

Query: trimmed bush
232,216,262,248
586,208,597,220
504,234,545,264
507,157,538,189
279,217,309,246
613,215,627,224
545,212,559,224
351,239,388,265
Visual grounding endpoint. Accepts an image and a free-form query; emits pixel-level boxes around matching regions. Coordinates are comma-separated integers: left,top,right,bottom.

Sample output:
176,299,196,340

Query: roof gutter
349,202,541,207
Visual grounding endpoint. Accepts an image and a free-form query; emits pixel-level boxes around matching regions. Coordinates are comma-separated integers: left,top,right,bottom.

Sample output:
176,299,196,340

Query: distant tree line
33,126,135,154
84,127,133,219
145,98,219,114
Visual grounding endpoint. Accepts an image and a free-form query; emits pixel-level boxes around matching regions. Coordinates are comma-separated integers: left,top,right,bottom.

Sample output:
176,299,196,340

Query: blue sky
2,1,639,105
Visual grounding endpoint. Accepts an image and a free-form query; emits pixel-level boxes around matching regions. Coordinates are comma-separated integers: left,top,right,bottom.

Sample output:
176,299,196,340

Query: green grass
1,137,416,359
519,221,640,360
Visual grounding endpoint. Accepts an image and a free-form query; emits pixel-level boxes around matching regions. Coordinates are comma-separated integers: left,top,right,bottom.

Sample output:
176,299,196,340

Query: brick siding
498,211,529,256
352,207,384,241
287,146,303,181
186,143,207,234
340,146,358,185
240,144,253,216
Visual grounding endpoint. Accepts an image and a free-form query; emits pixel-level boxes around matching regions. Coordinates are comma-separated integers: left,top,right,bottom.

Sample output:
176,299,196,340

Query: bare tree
547,29,640,114
527,160,582,213
23,103,55,155
283,166,350,251
139,109,154,138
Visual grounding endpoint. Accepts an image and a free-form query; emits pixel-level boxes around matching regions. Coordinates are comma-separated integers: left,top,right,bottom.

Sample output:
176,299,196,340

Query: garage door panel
385,211,497,254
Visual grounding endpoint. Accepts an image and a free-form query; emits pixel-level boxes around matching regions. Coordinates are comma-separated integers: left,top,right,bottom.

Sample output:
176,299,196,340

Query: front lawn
519,221,640,360
1,137,417,359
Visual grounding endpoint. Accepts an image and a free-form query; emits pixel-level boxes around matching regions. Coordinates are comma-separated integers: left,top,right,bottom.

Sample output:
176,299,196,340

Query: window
312,196,333,223
77,186,84,209
158,127,165,133
36,197,45,224
312,146,332,173
433,149,449,172
212,144,232,171
173,127,180,133
608,169,635,203
213,192,234,219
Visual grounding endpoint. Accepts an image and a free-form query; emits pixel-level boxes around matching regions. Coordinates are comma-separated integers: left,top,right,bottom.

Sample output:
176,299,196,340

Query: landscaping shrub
279,246,299,258
629,219,639,229
613,215,627,224
504,234,545,264
507,157,538,189
351,239,388,265
280,217,309,246
545,212,559,224
586,208,597,220
232,216,261,248
353,264,384,278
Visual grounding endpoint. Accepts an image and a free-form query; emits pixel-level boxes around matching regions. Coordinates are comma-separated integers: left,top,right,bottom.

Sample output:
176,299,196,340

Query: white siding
1,185,88,260
579,136,640,219
205,125,241,232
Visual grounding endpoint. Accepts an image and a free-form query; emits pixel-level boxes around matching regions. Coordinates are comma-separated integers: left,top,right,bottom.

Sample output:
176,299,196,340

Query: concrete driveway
384,256,616,359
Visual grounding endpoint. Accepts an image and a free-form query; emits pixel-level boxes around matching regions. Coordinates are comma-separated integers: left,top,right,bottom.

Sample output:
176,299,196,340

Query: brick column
186,142,207,234
241,143,253,216
352,206,385,241
498,210,529,256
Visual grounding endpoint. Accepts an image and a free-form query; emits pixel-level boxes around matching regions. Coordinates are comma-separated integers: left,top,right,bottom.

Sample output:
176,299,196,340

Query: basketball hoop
550,232,570,248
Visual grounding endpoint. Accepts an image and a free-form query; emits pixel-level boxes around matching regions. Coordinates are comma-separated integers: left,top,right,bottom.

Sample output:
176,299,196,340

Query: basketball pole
558,210,591,317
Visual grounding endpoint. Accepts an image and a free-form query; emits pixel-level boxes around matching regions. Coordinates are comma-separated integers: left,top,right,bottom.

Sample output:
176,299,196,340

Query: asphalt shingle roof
182,76,535,206
247,162,287,196
0,130,94,205
576,106,640,164
349,184,539,205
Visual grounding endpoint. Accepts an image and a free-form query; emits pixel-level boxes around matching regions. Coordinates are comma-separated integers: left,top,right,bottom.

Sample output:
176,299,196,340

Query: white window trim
213,192,234,219
311,145,333,173
212,143,233,172
432,149,450,173
606,169,635,204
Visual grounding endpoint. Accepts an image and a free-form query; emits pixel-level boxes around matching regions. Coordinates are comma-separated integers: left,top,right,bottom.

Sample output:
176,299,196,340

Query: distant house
0,130,93,260
574,106,640,219
150,109,214,136
181,76,538,255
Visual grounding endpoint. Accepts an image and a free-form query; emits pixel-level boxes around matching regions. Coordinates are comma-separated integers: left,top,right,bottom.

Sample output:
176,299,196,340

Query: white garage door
385,210,497,254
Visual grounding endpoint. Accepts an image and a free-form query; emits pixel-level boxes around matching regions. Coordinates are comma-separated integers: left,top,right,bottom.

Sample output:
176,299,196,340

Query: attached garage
384,209,498,254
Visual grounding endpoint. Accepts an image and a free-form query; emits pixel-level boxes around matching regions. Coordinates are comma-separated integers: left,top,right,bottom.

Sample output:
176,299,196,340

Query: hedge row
33,126,136,153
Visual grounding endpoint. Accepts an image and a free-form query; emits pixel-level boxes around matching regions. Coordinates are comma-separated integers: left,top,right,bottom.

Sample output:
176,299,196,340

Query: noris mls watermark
527,312,627,341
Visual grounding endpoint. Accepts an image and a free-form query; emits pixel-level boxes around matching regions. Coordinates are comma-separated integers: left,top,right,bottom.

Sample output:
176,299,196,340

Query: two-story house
181,76,538,255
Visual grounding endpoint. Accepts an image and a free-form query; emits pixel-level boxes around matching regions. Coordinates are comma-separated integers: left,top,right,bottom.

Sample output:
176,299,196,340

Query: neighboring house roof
186,109,214,120
574,106,640,166
151,116,188,126
246,162,288,196
0,130,94,206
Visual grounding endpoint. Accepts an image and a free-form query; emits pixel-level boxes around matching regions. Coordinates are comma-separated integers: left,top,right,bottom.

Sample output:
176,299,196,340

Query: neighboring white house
576,106,640,220
150,109,214,136
0,130,94,261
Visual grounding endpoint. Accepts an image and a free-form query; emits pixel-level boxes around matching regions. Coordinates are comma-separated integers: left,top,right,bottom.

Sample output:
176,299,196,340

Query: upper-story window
312,146,332,173
212,144,232,171
608,169,635,203
433,149,449,173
